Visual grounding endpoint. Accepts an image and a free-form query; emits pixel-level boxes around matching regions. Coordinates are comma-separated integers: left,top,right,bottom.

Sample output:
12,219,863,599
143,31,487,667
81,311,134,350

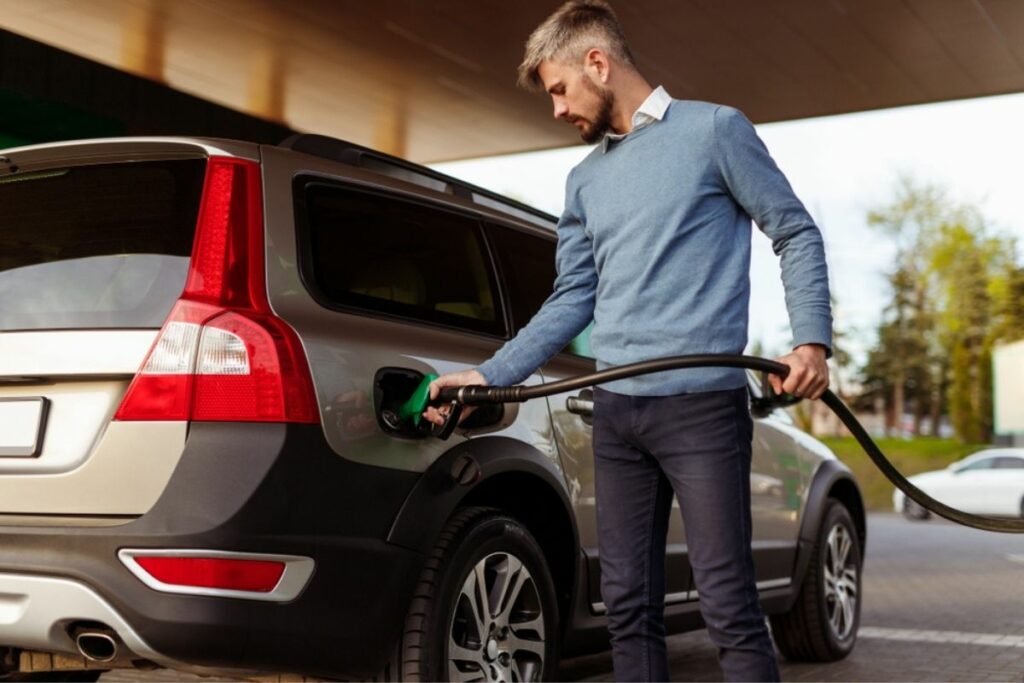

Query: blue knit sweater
477,100,832,395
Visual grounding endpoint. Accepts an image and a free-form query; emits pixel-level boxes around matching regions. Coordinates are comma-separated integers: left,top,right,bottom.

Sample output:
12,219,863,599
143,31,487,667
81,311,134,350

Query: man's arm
476,195,596,387
714,105,833,399
424,171,596,424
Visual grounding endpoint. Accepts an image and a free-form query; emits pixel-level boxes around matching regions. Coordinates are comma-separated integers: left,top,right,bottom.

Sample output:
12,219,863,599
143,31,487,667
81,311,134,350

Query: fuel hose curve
432,354,1024,534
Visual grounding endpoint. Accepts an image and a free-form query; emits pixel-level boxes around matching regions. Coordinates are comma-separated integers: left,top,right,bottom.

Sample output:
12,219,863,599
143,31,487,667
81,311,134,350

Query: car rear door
259,146,557,474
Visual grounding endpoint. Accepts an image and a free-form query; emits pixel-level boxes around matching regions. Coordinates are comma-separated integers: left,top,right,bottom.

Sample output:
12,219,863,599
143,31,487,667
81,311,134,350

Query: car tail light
115,157,317,423
132,556,285,593
119,549,315,601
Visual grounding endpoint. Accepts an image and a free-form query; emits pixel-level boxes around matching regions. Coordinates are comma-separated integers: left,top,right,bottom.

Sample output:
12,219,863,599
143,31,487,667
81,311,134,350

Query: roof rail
278,134,557,226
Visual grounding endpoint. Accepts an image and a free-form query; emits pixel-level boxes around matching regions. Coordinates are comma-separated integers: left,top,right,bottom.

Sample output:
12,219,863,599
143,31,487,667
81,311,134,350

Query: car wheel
770,498,861,662
902,496,931,521
380,506,559,682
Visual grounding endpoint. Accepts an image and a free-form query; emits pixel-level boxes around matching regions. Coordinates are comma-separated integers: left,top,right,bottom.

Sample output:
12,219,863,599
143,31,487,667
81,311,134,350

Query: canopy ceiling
2,0,1022,162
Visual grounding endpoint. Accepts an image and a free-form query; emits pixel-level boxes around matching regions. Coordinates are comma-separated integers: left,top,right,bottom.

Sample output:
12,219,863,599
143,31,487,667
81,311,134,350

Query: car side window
992,457,1024,469
300,183,503,336
958,458,995,472
486,222,593,357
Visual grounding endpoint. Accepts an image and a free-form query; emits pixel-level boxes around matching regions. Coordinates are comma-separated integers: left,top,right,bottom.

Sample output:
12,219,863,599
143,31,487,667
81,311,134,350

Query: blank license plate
0,398,49,457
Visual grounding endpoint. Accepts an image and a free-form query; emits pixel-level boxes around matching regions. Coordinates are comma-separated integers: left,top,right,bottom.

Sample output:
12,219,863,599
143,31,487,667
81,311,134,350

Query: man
423,1,831,680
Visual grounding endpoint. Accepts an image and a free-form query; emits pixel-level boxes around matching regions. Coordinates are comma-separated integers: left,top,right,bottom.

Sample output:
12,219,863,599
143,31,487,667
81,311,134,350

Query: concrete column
249,48,286,123
373,95,408,158
121,0,165,82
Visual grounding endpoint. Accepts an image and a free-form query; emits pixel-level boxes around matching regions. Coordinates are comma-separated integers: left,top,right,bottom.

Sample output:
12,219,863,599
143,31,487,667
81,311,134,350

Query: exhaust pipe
67,623,122,664
64,622,157,671
74,631,117,663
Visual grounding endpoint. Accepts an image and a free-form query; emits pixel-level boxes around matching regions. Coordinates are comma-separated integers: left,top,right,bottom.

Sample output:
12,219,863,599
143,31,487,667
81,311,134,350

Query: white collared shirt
602,85,672,152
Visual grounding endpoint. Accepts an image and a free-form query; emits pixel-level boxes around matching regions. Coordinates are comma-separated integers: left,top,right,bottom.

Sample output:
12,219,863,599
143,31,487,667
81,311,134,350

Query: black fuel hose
435,353,1024,534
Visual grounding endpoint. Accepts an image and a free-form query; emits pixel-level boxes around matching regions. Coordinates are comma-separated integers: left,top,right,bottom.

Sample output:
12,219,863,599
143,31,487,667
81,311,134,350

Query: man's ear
583,47,611,84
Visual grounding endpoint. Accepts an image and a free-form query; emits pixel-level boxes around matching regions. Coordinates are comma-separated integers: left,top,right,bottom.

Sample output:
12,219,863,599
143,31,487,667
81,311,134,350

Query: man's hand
770,344,830,400
422,369,488,427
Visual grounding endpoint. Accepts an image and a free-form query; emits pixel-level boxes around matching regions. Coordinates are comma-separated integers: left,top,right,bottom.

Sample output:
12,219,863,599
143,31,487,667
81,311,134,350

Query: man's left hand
770,344,830,400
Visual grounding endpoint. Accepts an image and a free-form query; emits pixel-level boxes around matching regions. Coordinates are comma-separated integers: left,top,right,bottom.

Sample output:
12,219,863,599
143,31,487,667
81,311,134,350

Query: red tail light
119,549,314,601
133,556,286,593
115,157,317,423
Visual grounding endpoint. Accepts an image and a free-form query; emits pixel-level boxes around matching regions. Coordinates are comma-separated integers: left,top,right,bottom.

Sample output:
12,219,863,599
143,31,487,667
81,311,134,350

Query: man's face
538,59,615,144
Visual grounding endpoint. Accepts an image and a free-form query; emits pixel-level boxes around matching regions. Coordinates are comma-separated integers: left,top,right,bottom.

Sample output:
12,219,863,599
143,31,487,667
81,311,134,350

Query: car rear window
0,159,205,331
299,182,504,337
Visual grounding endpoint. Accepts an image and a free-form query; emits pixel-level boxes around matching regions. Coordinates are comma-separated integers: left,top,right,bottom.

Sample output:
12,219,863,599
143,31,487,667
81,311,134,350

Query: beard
574,76,615,144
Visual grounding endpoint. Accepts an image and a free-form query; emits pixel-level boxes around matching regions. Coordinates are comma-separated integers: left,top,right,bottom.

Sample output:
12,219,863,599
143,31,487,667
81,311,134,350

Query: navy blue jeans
592,385,781,682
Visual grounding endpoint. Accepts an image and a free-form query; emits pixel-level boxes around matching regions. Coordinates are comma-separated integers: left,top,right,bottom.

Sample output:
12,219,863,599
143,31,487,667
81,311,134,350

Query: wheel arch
387,436,580,640
826,476,866,553
786,459,866,609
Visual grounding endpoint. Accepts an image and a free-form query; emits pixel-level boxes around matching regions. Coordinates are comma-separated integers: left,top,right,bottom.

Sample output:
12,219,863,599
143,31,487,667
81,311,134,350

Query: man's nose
552,100,568,120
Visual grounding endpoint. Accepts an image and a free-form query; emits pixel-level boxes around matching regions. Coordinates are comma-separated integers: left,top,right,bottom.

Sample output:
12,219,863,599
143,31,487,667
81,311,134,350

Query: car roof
1,135,559,233
0,136,259,161
960,448,1024,462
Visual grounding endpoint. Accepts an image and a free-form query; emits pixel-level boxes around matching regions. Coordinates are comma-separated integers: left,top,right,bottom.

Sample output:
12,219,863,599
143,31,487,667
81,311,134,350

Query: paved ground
559,513,1024,682
104,513,1024,682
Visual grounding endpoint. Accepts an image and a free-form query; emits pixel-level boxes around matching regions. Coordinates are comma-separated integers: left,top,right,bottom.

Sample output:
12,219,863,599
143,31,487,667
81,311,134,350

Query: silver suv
0,135,865,681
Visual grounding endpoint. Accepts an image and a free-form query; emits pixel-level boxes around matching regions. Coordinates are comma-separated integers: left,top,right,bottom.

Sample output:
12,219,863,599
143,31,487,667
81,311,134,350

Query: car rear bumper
0,572,169,665
0,422,425,679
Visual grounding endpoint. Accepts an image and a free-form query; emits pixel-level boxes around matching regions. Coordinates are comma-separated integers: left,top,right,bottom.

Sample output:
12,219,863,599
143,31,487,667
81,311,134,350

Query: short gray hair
517,0,637,91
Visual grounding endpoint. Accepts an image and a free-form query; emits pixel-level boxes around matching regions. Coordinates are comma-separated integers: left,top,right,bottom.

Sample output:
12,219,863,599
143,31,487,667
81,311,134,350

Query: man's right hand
422,369,488,427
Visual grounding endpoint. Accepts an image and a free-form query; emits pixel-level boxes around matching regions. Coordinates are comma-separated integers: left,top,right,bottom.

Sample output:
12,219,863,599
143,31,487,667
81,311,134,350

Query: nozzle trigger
430,401,463,441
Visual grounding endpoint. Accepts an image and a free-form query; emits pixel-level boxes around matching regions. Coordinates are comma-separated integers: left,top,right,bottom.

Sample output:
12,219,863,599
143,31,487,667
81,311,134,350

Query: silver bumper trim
118,548,315,602
0,572,170,666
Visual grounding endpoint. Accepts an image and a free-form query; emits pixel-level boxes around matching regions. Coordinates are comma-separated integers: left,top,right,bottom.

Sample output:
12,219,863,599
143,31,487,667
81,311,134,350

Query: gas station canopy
2,0,1023,162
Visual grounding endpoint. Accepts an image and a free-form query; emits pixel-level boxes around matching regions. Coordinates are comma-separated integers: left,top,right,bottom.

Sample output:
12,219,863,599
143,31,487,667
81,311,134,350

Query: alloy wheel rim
447,551,546,682
823,523,858,641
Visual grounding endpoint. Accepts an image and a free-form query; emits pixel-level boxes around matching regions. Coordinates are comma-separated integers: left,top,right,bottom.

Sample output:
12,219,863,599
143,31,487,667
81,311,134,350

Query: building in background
994,340,1024,446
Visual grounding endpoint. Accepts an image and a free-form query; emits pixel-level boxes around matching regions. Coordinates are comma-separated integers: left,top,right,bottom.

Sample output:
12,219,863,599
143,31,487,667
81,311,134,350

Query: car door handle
566,388,594,425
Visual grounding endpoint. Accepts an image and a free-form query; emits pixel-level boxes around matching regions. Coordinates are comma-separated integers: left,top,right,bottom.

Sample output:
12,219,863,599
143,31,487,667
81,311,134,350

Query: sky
431,91,1024,369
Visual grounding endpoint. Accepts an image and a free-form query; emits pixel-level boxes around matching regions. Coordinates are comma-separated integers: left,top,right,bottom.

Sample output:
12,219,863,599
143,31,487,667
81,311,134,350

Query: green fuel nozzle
397,373,438,426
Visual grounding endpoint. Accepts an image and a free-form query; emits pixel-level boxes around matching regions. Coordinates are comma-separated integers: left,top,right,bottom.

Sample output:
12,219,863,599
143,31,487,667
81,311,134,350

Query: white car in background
893,449,1024,520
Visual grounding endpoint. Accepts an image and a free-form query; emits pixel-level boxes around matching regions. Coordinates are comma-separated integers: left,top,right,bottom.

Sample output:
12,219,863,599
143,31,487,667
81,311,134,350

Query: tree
861,178,947,436
929,224,1011,442
990,247,1024,344
860,178,1017,442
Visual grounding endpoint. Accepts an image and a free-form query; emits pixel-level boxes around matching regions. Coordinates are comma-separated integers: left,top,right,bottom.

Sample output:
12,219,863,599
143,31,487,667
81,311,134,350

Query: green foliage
791,400,814,433
990,257,1024,345
928,222,1009,442
861,178,1022,442
860,178,948,435
821,437,985,511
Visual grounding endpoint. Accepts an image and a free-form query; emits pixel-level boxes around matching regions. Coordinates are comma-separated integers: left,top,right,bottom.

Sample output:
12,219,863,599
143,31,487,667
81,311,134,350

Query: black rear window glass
301,183,503,336
0,159,205,331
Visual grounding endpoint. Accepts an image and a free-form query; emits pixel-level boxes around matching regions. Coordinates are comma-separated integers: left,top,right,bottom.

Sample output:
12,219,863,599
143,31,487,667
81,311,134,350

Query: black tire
902,496,931,521
770,499,861,662
381,506,559,682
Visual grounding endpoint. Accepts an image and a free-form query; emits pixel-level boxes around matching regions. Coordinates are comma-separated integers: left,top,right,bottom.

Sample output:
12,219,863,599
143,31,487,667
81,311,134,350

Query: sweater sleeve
713,105,834,356
476,170,597,386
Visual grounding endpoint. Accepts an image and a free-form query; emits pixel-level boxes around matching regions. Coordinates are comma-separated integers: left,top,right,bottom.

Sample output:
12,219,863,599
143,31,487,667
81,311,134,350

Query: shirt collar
602,85,672,152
